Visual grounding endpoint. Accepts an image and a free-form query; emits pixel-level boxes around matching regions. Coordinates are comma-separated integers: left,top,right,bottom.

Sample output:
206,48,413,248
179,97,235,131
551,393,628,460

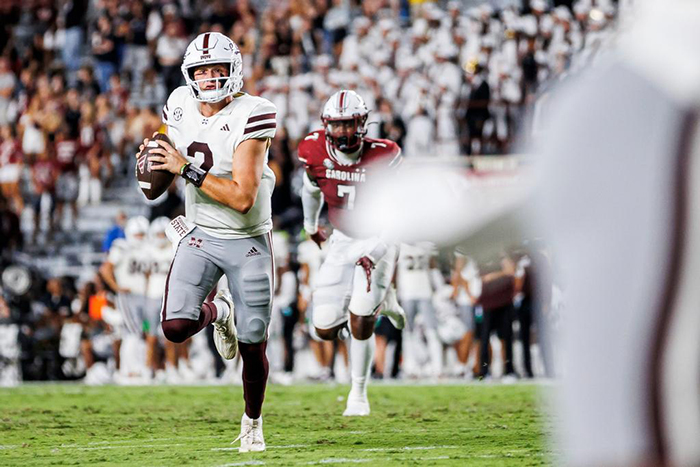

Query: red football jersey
298,129,402,238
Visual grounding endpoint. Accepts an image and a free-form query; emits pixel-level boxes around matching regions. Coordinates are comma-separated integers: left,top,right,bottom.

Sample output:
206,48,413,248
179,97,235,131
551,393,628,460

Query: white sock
212,299,230,324
425,328,444,377
350,336,375,398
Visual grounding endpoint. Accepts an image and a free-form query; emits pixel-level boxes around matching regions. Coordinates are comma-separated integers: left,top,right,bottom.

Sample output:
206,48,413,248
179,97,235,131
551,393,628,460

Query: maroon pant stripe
161,248,177,323
649,110,697,464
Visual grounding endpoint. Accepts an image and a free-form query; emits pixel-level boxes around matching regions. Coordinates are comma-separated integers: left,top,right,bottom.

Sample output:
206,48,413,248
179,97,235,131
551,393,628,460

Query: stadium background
0,0,617,385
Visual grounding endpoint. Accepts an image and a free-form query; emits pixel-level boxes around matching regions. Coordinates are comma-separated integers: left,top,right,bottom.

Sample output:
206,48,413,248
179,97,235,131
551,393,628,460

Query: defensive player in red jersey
299,90,405,416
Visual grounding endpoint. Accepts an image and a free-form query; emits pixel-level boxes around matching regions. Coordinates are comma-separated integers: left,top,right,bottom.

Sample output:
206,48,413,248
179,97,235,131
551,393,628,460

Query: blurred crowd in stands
0,0,615,384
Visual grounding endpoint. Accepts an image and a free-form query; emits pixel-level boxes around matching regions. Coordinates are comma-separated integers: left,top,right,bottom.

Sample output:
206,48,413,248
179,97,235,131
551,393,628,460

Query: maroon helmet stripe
203,33,210,49
162,109,168,121
244,123,276,134
247,113,276,124
339,91,346,109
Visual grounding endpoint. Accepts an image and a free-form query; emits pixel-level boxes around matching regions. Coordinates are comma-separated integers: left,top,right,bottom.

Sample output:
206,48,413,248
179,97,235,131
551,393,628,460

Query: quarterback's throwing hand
356,256,374,292
149,139,188,175
310,228,327,249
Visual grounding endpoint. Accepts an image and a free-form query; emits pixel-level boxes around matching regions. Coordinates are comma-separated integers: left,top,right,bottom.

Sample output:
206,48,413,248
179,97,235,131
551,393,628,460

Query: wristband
181,163,207,187
179,162,189,175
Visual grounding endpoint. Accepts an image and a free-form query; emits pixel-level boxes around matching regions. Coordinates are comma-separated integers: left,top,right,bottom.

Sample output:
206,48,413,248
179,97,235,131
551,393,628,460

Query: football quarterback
137,32,276,453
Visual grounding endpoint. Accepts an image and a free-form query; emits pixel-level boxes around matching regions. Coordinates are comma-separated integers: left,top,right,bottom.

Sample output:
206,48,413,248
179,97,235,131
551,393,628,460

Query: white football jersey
146,243,174,299
163,86,277,239
397,243,434,301
296,238,326,289
108,239,149,295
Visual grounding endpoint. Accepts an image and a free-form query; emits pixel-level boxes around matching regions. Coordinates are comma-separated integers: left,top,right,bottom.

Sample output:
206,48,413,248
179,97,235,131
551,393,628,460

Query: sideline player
99,216,150,376
396,242,442,378
299,90,405,416
139,32,276,452
144,217,174,380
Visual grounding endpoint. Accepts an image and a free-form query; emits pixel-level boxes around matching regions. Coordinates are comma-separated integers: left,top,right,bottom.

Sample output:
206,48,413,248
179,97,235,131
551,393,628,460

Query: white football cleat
379,285,406,330
343,392,371,417
213,289,238,360
234,413,265,452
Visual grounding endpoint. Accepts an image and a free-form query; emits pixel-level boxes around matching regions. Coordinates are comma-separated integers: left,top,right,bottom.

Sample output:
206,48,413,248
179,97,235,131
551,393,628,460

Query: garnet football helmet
181,32,244,103
321,90,369,153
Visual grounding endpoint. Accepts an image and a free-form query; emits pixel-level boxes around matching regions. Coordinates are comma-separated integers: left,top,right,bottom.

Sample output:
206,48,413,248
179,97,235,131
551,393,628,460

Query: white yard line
212,445,310,452
359,445,458,452
62,443,186,451
217,461,266,467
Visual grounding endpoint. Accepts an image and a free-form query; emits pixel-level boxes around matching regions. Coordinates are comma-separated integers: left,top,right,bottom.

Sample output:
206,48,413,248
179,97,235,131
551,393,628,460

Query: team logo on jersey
323,158,334,170
202,118,209,125
174,107,183,121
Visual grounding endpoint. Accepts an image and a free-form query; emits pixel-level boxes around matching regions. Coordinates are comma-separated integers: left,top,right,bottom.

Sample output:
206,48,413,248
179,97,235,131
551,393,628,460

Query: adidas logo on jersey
246,247,261,257
221,124,230,132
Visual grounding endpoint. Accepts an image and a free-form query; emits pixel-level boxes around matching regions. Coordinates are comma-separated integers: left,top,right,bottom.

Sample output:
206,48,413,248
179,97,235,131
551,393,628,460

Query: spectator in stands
54,125,81,232
122,1,151,90
91,15,119,93
0,195,22,257
0,125,24,213
0,58,15,126
102,210,127,252
59,0,88,75
30,146,58,244
156,17,188,95
465,63,491,155
75,65,101,101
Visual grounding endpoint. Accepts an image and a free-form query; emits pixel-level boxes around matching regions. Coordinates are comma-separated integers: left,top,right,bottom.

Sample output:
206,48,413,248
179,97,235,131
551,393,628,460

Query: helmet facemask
323,114,368,153
184,62,236,103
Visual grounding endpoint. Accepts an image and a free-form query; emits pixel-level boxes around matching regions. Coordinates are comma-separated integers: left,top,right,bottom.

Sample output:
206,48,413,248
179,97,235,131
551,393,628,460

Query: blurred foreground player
139,32,277,452
299,90,405,416
351,1,700,465
533,2,700,464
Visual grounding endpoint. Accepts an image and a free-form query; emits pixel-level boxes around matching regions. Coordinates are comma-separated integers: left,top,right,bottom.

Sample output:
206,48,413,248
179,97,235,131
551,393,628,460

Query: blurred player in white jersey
297,233,345,380
99,216,150,376
452,253,481,378
144,217,174,380
396,242,442,378
351,1,700,464
139,32,277,452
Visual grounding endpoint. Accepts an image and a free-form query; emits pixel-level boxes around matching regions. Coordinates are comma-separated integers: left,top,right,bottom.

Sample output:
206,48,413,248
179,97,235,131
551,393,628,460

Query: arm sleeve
241,100,277,142
301,171,324,235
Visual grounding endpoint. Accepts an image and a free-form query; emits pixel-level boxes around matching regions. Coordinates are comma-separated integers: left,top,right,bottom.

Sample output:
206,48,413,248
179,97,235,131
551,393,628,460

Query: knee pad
242,273,272,308
239,316,268,344
312,304,346,330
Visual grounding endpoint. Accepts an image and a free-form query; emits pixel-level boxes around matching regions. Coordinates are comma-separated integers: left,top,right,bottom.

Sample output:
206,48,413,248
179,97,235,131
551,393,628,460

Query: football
135,133,176,200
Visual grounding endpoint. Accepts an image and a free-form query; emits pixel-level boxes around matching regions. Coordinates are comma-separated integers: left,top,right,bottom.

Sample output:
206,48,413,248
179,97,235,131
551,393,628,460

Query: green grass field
0,383,551,466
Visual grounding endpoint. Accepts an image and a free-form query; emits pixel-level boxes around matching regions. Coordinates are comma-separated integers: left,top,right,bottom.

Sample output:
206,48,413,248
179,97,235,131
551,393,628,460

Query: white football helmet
125,216,150,244
321,90,369,153
149,217,170,246
181,32,243,103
